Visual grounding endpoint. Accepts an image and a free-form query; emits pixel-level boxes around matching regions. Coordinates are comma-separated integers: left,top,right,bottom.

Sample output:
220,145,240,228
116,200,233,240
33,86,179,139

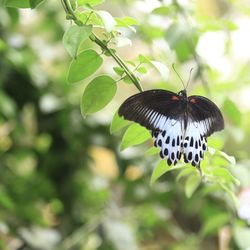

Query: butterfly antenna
172,64,185,90
186,67,194,89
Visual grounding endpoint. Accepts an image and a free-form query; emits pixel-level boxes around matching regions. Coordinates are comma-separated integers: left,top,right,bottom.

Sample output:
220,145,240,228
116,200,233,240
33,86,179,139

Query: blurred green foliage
0,0,250,250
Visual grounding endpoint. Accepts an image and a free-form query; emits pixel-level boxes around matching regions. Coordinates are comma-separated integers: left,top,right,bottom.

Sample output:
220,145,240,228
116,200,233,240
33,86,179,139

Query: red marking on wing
190,98,197,104
171,96,179,101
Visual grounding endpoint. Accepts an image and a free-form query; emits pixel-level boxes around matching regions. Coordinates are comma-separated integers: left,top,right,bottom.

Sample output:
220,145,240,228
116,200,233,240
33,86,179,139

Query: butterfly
118,89,224,167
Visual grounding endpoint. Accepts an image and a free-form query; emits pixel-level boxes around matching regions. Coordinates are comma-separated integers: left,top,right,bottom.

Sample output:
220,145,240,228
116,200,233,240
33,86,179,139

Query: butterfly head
178,89,187,99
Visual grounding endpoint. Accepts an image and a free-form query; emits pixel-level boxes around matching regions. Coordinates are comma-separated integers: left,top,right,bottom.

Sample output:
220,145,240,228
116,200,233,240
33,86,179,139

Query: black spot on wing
166,136,170,144
164,148,168,156
177,136,180,146
189,137,194,147
195,154,199,162
167,159,172,166
184,154,188,163
160,151,164,158
188,152,192,161
171,152,175,160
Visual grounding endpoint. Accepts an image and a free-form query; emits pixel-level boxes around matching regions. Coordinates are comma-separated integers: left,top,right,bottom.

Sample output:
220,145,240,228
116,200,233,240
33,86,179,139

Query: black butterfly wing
118,89,184,131
187,95,224,137
179,95,224,167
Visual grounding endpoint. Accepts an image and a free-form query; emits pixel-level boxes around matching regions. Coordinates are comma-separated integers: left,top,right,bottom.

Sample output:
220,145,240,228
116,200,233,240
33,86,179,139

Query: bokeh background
1,0,250,249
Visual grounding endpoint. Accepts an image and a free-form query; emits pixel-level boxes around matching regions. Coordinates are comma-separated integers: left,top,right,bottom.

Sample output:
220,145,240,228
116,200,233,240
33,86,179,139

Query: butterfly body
118,89,224,167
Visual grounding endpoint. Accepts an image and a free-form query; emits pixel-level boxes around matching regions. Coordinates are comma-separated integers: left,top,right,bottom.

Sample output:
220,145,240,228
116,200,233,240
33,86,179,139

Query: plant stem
62,0,143,92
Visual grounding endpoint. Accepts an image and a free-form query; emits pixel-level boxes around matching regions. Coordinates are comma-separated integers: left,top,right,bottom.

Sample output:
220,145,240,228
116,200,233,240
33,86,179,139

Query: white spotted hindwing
153,119,183,166
152,119,208,166
182,121,208,166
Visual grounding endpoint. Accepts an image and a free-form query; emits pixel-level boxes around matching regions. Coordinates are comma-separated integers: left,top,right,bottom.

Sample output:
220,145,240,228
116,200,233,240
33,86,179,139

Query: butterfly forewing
118,90,184,131
187,95,224,136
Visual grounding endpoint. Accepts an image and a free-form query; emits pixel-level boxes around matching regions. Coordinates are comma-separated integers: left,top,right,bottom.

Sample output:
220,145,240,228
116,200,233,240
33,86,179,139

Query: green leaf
96,10,116,32
0,39,6,52
209,150,236,167
29,0,44,8
152,6,172,15
211,167,240,185
138,55,168,79
4,0,44,8
185,173,201,198
78,11,102,26
63,25,92,58
218,151,236,165
81,75,116,116
151,162,189,185
4,0,30,8
115,16,139,32
0,189,14,210
110,111,129,134
199,19,238,32
165,23,196,62
123,75,133,84
150,160,169,185
138,54,151,64
67,49,103,83
207,137,224,150
145,147,160,156
222,98,241,126
220,184,239,207
126,60,136,67
113,67,125,76
137,66,147,74
115,16,139,26
141,25,165,40
201,213,230,235
77,0,104,6
0,91,16,117
176,167,196,182
120,123,151,151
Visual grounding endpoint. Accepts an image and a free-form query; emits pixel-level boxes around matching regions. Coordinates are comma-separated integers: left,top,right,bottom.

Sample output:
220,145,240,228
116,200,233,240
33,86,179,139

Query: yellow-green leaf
81,75,116,115
222,98,241,126
63,25,92,58
77,0,104,6
120,123,151,151
150,160,169,185
4,0,44,8
110,111,129,134
145,147,160,156
68,49,103,83
201,213,230,235
185,173,201,198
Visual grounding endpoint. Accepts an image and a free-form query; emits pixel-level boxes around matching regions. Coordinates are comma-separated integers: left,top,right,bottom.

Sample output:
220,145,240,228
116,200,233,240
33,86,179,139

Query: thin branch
62,0,143,92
